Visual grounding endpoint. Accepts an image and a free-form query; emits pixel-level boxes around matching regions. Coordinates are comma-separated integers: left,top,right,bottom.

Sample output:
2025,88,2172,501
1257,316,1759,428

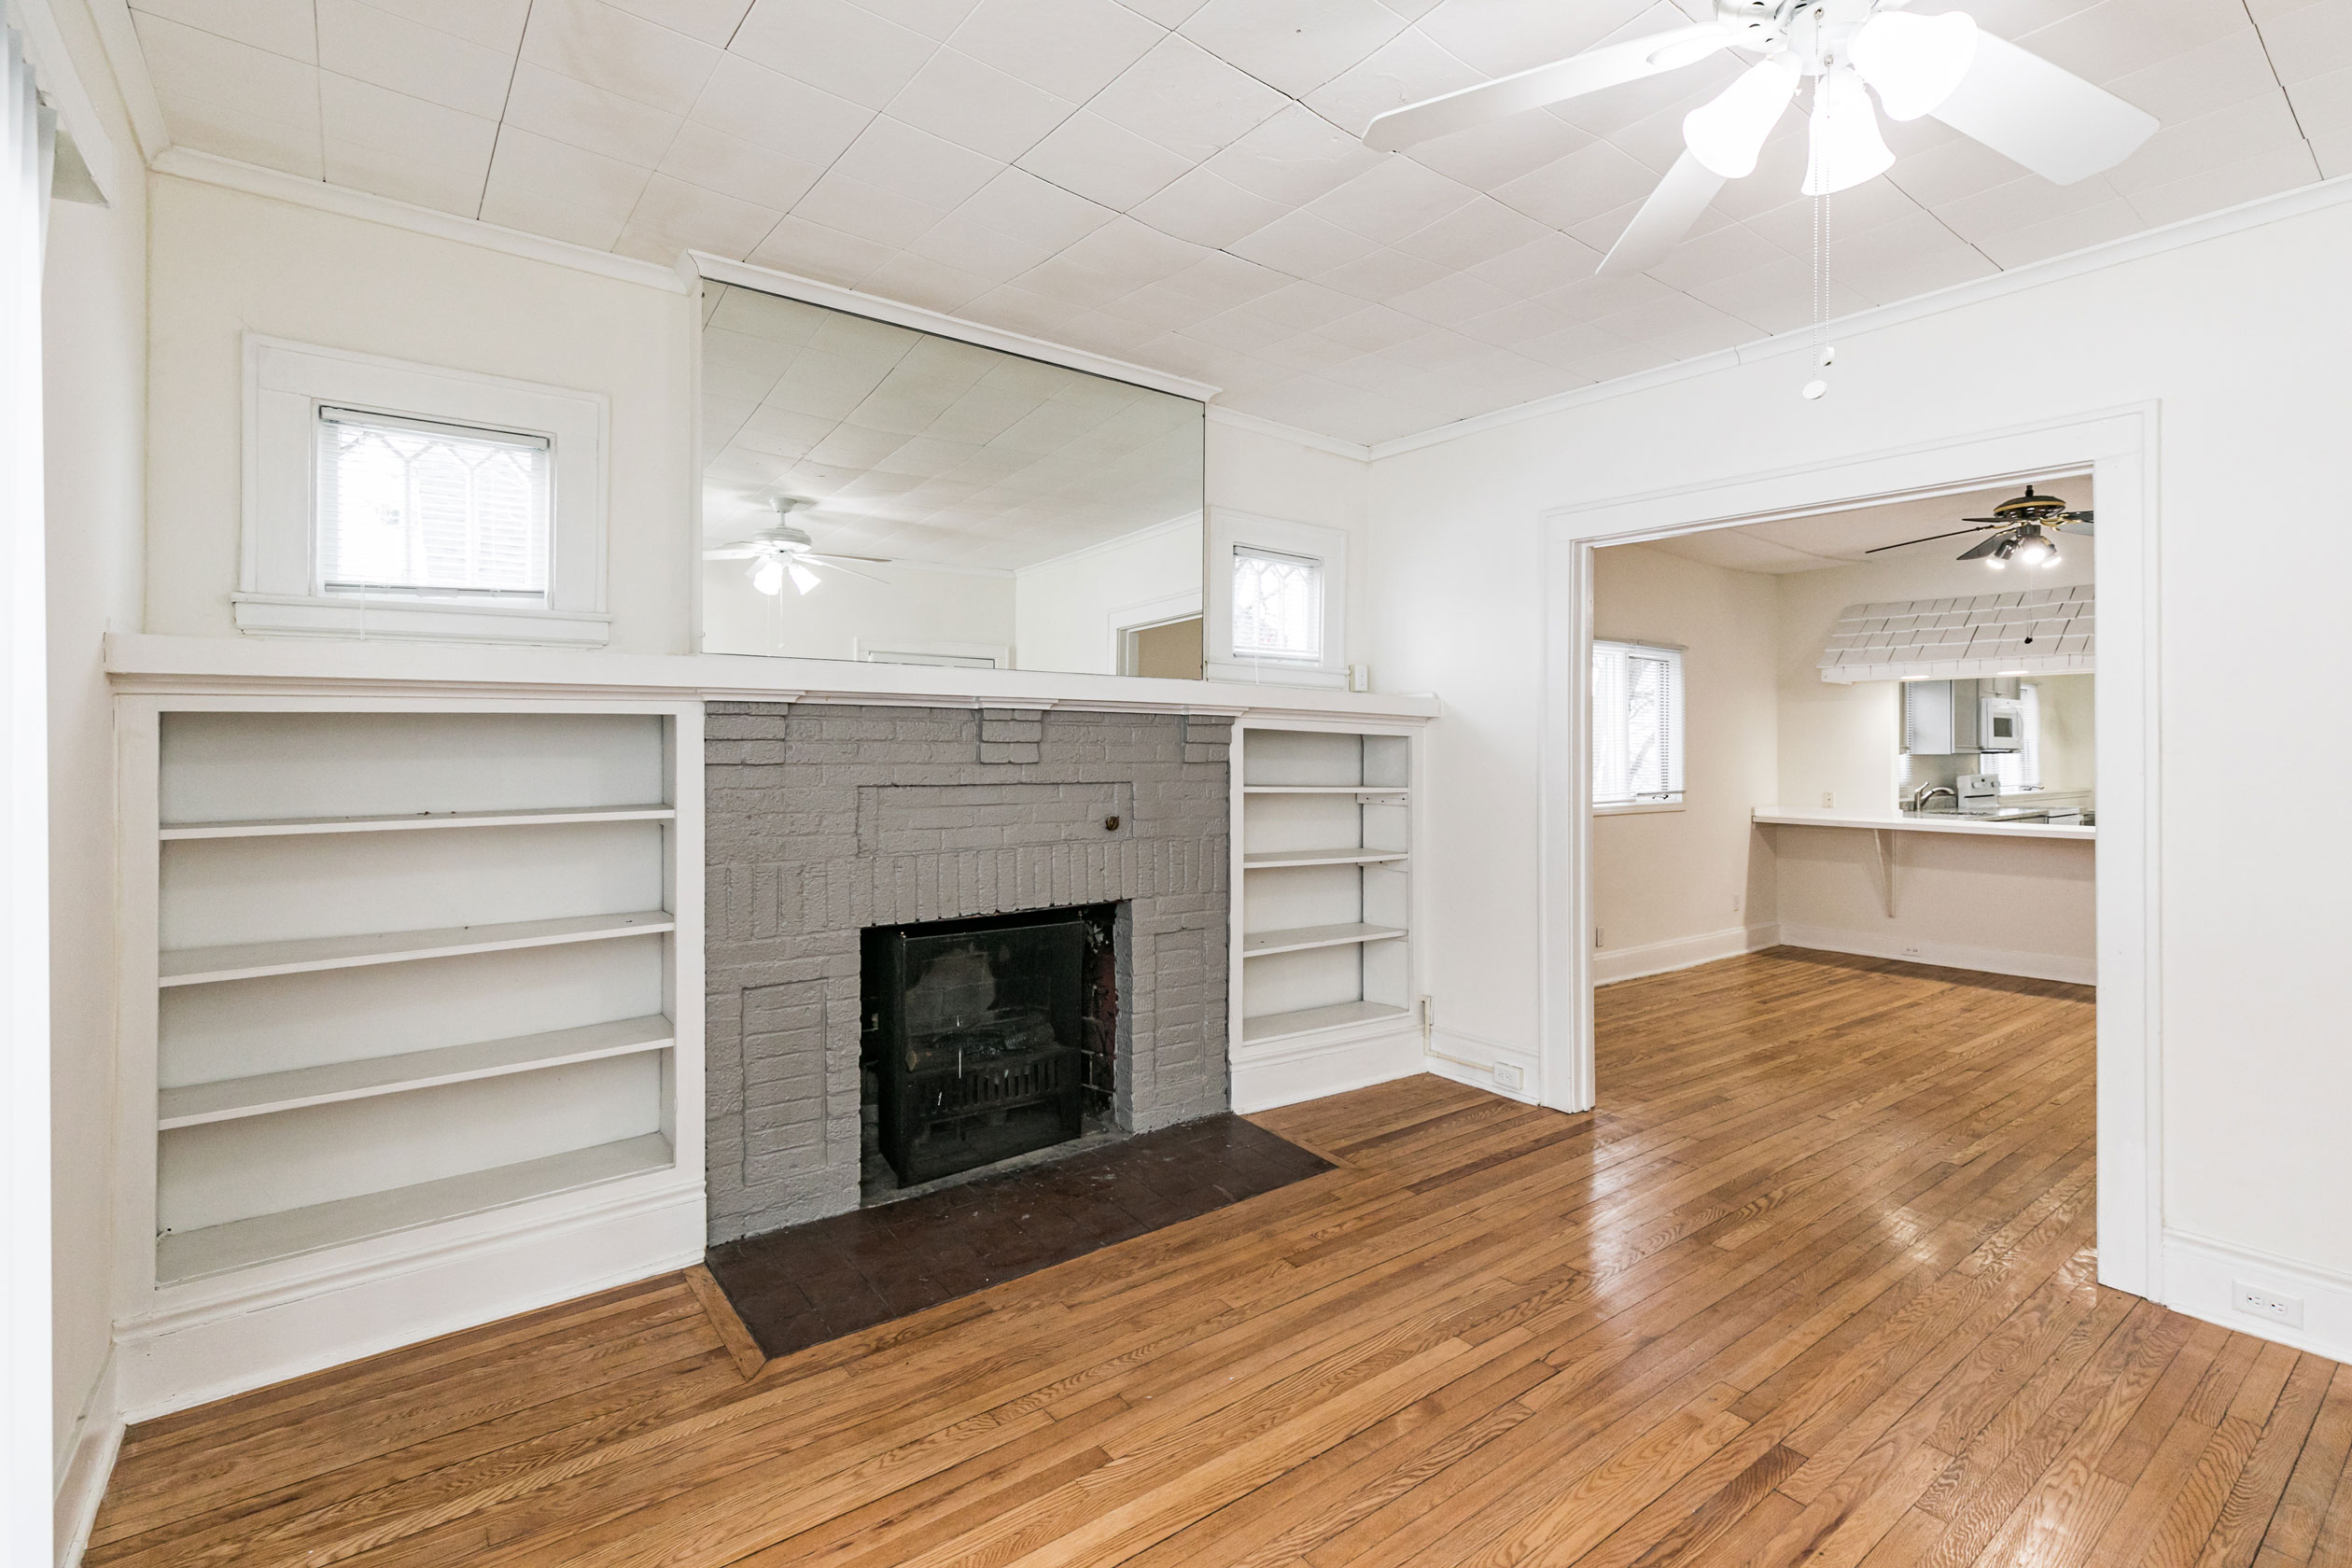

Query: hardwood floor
89,948,2352,1567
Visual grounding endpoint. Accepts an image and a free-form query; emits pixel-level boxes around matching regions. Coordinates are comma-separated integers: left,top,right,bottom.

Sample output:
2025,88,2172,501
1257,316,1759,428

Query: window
1592,640,1685,807
239,336,609,645
1986,682,2043,791
315,409,551,602
1231,546,1323,663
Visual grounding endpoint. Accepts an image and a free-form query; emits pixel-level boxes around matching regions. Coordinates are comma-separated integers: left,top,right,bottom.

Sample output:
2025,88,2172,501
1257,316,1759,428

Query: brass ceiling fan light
1865,485,2095,567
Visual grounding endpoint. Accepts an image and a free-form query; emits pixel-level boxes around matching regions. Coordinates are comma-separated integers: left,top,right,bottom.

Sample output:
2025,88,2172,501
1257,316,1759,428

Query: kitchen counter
1753,805,2095,841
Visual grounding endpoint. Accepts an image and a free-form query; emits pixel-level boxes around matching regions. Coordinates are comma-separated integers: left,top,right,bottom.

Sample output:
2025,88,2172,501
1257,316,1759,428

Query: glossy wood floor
90,949,2352,1568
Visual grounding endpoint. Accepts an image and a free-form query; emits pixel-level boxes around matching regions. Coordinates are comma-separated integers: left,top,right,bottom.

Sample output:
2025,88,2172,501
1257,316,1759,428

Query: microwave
1978,696,2024,752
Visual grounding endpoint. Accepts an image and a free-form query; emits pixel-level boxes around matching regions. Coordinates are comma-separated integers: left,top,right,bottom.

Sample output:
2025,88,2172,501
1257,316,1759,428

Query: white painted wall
701,559,1014,665
1365,189,2352,1295
1206,419,1371,677
1589,544,1779,974
144,175,696,653
1013,517,1200,676
34,0,148,1549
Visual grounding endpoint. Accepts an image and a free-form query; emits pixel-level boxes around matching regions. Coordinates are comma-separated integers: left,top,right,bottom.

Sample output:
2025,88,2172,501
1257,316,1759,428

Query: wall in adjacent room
143,175,697,653
1588,543,1779,981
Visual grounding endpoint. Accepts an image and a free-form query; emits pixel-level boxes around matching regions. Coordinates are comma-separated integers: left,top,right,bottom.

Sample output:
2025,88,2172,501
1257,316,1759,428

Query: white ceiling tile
860,252,996,312
1200,103,1383,205
732,0,940,109
689,54,873,165
1303,28,1482,138
1101,281,1226,329
1225,209,1378,274
948,0,1164,101
2015,0,2253,86
2122,142,2322,227
153,84,323,176
858,0,985,41
1934,173,2125,244
1681,254,1875,335
907,212,1058,277
1493,139,1664,231
793,171,951,247
1512,320,1630,369
2289,60,2352,139
1309,245,1449,301
2310,126,2352,177
135,11,322,169
1246,278,1368,330
1884,131,2043,210
1388,194,1547,268
324,135,488,216
522,0,724,114
595,0,754,45
1740,180,1917,254
353,0,533,52
1641,219,1788,289
128,0,315,62
1157,250,1290,306
832,116,1006,211
321,68,497,171
315,0,512,118
953,167,1117,249
1016,111,1194,208
479,128,651,246
1463,231,1603,293
1087,35,1286,161
1401,111,1595,191
1448,296,1577,348
1413,0,1652,77
747,215,896,284
1317,302,1430,350
1058,215,1210,281
2105,26,2283,124
659,121,823,210
504,63,680,165
884,49,1076,162
1531,268,1678,317
1127,166,1290,246
618,175,781,262
1969,198,2148,267
2105,95,2309,194
1305,158,1478,240
1385,270,1517,326
1177,0,1407,98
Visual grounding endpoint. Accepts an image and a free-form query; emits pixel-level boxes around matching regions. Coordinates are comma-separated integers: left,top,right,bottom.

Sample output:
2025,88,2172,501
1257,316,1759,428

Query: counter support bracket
1869,828,1897,918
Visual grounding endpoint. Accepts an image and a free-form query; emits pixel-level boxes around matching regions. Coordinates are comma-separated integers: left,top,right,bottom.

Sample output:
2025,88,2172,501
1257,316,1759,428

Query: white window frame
238,335,610,646
1204,508,1348,688
1591,638,1686,813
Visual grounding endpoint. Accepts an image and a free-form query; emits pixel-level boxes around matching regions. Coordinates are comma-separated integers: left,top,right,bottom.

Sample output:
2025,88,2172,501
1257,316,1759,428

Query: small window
1985,682,2043,791
1592,640,1685,806
315,408,552,602
1231,545,1323,663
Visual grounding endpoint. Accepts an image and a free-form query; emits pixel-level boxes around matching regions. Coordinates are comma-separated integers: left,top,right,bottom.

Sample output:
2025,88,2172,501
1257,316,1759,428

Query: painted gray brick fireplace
704,702,1233,1244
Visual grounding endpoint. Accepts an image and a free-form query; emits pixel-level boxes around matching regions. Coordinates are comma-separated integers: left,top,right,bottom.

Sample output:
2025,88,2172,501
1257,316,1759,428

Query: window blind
1231,545,1323,662
315,407,552,600
1592,640,1685,805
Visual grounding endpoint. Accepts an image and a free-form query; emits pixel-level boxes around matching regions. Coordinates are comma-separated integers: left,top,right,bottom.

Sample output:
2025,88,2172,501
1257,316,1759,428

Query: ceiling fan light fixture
750,557,784,595
1802,68,1896,195
788,561,821,595
1850,8,1979,121
1684,57,1800,179
2009,526,2057,567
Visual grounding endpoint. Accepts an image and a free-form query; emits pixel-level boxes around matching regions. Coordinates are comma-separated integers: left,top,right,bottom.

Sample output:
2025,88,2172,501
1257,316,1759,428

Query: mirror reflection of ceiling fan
1364,0,2159,277
1866,485,2094,567
703,498,894,595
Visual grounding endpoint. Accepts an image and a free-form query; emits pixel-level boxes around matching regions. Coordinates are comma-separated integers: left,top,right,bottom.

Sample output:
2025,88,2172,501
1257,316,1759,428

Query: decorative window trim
238,335,611,646
1204,508,1348,688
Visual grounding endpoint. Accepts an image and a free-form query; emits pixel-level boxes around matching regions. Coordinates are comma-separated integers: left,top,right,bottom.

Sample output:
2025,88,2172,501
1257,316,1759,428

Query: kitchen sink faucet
1911,784,1958,812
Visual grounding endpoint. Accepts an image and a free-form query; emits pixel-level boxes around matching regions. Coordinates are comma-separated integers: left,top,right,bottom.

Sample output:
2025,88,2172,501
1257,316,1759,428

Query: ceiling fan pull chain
1803,104,1832,401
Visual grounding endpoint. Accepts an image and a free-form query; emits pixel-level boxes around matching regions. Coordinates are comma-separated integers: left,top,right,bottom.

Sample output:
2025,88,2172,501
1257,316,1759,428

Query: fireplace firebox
861,906,1113,1185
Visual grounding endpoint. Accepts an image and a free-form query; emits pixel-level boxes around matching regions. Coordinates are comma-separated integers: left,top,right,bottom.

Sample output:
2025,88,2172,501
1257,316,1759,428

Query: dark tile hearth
704,1115,1332,1360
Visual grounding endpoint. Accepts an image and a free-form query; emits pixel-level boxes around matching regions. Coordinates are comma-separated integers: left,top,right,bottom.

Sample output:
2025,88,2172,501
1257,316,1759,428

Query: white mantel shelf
104,635,1441,721
1754,806,2095,842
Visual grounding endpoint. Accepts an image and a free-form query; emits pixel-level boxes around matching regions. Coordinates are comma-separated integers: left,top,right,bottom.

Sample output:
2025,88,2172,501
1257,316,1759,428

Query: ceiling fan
1865,485,2094,567
703,497,894,595
1365,0,2160,277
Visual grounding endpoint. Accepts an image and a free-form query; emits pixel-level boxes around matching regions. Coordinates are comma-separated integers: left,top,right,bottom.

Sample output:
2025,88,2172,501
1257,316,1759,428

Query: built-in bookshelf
1234,725,1416,1057
119,702,704,1319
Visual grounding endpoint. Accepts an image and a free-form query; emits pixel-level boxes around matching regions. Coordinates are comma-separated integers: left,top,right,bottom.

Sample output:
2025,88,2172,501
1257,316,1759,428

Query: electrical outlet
1493,1063,1524,1093
1417,995,1435,1031
2234,1281,2305,1328
1593,927,1605,949
1900,944,1923,958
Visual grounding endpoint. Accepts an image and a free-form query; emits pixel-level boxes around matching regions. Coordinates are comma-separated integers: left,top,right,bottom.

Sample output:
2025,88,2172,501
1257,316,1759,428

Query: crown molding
152,147,693,293
692,251,1220,403
1370,169,2352,461
1206,405,1371,462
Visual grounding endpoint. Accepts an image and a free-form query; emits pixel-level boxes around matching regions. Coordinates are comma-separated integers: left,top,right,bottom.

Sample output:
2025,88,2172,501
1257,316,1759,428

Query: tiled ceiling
700,282,1203,567
129,0,2347,444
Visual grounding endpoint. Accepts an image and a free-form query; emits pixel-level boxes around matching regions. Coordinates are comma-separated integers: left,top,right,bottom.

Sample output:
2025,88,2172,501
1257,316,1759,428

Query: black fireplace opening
861,903,1119,1191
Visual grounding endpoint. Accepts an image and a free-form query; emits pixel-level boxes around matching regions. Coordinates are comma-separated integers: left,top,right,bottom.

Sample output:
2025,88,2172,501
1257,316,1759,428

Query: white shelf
159,910,676,987
157,1015,675,1129
161,805,675,840
1242,847,1409,870
1241,923,1407,958
1240,786,1407,797
1241,1001,1413,1046
155,1132,676,1284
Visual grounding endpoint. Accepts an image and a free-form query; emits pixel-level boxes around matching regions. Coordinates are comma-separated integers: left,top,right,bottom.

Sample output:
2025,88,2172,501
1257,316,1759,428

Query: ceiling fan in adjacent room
1865,485,2094,567
703,497,895,595
1363,0,2160,276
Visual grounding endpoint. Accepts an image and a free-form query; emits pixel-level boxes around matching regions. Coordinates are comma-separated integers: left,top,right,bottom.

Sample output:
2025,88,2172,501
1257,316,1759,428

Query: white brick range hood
1817,585,2093,684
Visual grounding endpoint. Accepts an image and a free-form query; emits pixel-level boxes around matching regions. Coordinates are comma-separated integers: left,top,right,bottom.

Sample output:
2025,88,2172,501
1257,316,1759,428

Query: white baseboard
1423,1026,1540,1104
2162,1229,2352,1365
53,1349,122,1568
112,1183,704,1422
1231,1027,1424,1113
1775,923,2094,986
1591,923,1781,986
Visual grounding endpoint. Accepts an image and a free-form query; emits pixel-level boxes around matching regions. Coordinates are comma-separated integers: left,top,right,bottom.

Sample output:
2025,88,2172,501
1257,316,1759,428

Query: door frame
1536,404,2162,1299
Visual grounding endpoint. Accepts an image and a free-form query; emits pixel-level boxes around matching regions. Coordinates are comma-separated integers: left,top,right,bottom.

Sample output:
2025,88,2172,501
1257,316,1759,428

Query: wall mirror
697,281,1206,677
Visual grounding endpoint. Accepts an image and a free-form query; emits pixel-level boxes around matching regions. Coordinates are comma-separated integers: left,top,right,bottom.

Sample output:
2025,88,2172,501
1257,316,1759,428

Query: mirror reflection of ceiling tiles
701,285,1203,571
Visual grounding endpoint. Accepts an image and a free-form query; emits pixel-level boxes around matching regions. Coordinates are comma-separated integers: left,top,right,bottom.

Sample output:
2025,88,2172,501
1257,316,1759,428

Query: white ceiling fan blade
1598,150,1726,276
1364,25,1730,152
1928,32,2157,186
803,551,894,565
